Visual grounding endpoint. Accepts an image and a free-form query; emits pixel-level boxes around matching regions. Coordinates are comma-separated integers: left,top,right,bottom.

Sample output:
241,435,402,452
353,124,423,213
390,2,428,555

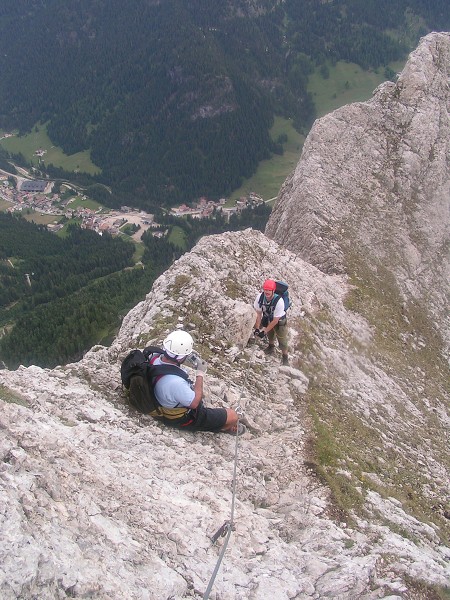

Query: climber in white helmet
148,329,245,435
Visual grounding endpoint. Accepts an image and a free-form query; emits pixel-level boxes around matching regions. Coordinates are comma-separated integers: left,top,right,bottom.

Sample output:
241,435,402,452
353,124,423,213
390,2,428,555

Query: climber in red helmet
253,279,289,366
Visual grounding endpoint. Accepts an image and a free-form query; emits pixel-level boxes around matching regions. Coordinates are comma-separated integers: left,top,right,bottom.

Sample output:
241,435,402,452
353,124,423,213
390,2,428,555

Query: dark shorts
163,402,227,432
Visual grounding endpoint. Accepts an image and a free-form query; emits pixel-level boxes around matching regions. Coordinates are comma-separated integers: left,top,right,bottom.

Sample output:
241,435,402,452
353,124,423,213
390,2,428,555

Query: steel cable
202,341,258,599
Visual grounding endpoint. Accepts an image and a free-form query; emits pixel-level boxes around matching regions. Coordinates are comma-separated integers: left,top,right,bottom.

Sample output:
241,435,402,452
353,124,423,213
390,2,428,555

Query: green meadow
229,116,305,204
232,59,405,203
131,240,145,263
68,196,102,212
21,210,61,226
0,123,101,175
56,218,83,237
308,59,405,118
1,61,406,207
168,225,188,249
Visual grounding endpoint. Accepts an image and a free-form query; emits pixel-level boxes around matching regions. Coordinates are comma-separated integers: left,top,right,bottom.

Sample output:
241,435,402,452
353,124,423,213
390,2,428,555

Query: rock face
266,32,450,356
1,34,449,600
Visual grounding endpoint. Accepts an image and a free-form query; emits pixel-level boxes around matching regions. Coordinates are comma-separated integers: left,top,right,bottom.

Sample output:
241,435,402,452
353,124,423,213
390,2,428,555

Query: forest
0,205,270,368
0,1,448,210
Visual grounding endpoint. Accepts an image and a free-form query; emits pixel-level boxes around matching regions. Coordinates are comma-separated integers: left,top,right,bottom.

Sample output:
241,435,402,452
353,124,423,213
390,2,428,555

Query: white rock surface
1,229,448,599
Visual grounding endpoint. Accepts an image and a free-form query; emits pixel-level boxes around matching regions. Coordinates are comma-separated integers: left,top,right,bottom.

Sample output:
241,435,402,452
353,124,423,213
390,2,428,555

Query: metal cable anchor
210,520,234,545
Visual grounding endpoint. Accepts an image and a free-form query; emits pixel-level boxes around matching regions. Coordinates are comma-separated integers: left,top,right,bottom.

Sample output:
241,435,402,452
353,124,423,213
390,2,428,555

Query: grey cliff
266,32,450,357
1,33,449,600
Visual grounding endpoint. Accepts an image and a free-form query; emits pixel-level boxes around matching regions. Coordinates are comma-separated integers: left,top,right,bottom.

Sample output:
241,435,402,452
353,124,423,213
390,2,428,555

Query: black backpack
120,346,189,415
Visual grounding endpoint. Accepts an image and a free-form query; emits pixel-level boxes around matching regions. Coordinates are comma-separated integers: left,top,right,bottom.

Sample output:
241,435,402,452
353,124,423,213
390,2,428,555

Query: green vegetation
230,116,305,203
298,256,450,543
60,187,76,201
0,201,271,368
1,1,448,209
21,210,61,226
68,196,102,212
303,384,365,524
224,277,241,300
0,384,29,407
131,241,145,264
308,60,405,118
0,214,141,367
402,576,450,600
56,218,83,237
0,266,158,367
120,222,140,237
168,225,188,249
305,369,449,542
171,274,191,296
0,123,100,175
157,202,272,251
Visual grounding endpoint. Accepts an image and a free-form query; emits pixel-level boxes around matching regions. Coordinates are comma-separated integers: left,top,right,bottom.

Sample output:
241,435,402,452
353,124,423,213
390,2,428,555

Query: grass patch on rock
0,384,29,407
303,254,450,544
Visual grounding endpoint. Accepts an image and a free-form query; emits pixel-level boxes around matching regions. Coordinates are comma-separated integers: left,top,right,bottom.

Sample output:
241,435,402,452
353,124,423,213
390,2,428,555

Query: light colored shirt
152,356,195,408
253,293,285,319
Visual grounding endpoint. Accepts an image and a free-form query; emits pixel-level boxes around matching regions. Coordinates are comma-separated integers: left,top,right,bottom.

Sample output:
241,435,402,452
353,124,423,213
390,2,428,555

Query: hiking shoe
264,344,275,355
224,422,246,436
281,355,289,366
235,422,246,436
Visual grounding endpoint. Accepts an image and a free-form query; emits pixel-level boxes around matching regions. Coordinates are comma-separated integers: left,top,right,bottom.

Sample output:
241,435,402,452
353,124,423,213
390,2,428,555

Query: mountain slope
0,33,449,599
267,32,450,357
1,226,448,598
0,0,290,208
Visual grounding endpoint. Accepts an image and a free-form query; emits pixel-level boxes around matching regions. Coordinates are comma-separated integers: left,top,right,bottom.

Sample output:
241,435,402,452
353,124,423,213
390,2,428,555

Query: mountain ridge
266,31,450,358
1,226,448,598
0,32,449,599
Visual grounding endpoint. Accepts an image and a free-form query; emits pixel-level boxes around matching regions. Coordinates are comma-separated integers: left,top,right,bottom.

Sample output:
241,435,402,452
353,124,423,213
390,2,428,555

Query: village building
20,180,47,193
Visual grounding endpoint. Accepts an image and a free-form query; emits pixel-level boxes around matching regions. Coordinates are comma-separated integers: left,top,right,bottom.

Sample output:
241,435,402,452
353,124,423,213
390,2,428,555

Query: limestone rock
266,32,450,355
1,33,449,600
1,226,448,599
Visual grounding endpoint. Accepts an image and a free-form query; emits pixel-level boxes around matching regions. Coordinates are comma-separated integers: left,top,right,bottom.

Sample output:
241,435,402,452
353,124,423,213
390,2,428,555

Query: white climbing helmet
163,330,194,359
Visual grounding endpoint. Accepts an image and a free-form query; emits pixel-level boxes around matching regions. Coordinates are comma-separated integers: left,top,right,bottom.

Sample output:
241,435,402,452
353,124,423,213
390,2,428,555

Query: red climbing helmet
262,279,276,291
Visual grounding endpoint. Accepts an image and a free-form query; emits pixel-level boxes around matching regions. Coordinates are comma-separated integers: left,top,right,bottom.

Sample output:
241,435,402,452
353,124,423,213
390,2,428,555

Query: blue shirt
152,356,195,408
